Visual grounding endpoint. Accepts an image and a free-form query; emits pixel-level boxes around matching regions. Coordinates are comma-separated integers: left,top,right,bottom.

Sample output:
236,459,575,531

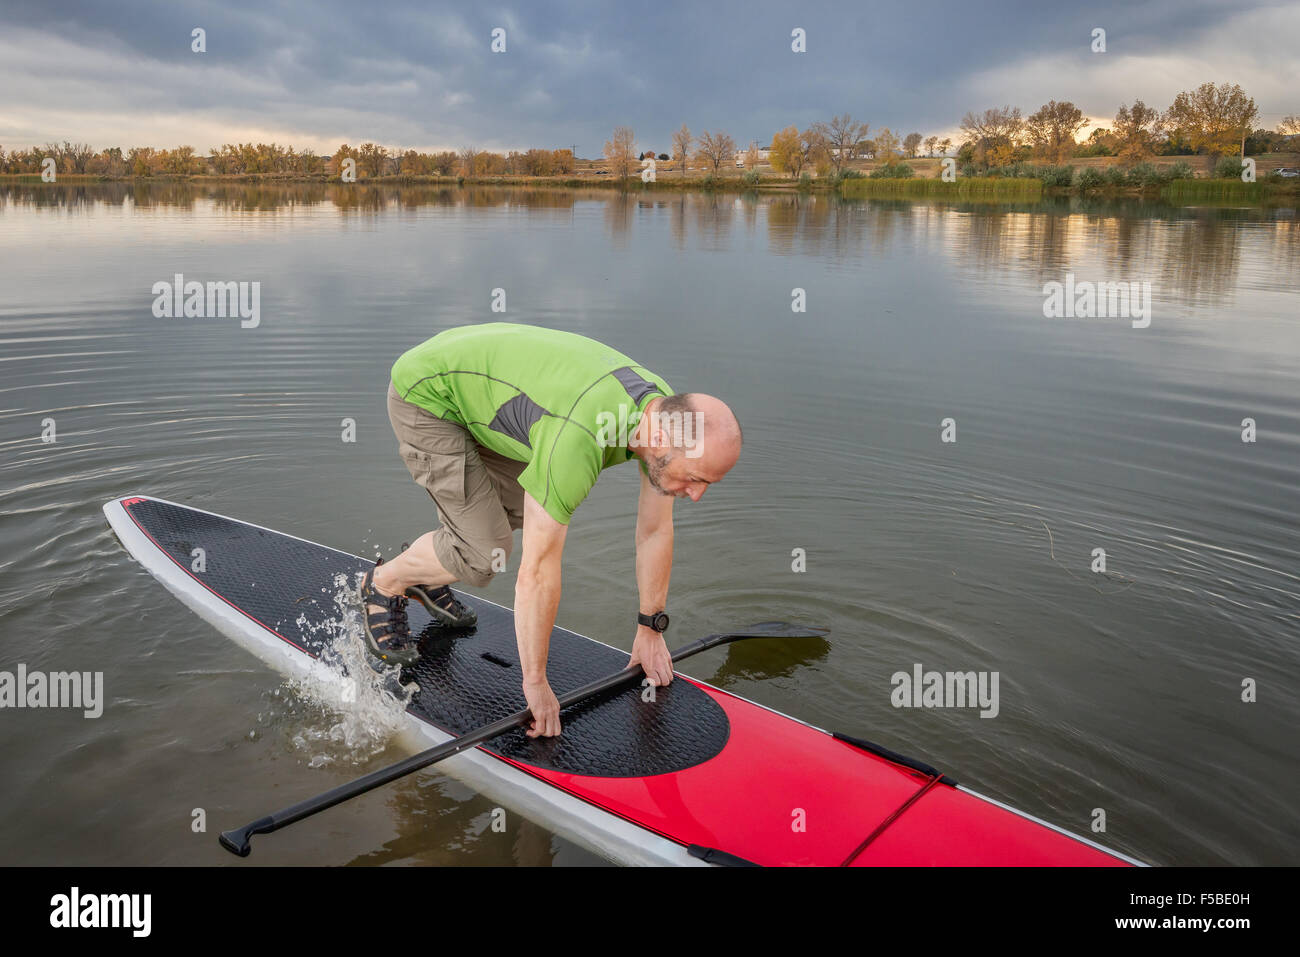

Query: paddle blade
219,828,254,857
735,621,831,639
219,815,275,857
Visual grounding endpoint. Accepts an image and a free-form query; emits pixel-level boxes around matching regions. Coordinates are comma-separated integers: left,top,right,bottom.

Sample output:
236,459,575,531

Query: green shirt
391,323,673,525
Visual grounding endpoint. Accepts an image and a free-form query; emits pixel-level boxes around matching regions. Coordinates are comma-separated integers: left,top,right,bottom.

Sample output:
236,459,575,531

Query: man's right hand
523,677,562,737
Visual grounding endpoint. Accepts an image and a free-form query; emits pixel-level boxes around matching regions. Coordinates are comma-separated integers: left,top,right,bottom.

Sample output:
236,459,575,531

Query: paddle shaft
220,630,739,854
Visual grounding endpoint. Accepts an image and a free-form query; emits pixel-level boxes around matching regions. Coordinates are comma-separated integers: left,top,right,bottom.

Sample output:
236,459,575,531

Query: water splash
275,572,418,766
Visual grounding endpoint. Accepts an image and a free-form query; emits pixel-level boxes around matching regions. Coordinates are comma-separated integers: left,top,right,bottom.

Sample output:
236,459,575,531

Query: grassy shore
839,177,1044,200
4,157,1296,205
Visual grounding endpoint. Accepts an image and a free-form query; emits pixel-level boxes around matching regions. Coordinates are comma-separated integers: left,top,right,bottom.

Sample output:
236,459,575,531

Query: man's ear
645,417,665,453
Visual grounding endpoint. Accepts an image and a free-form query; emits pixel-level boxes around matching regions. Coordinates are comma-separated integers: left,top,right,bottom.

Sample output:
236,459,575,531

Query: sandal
406,583,478,628
357,560,421,666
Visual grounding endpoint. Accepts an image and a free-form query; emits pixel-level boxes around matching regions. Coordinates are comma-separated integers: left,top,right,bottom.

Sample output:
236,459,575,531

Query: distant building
735,144,774,166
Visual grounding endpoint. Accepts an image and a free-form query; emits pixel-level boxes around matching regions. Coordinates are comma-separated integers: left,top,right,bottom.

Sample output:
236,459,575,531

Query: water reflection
4,181,1294,315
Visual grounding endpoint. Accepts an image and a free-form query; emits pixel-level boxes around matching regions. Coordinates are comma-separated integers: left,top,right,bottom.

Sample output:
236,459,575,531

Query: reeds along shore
3,169,1296,204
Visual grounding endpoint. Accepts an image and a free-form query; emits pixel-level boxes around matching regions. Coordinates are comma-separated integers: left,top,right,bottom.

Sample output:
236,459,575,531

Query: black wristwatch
637,611,670,633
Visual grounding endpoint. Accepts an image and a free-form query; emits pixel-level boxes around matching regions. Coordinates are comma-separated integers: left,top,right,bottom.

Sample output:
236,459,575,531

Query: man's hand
523,677,562,738
629,627,674,687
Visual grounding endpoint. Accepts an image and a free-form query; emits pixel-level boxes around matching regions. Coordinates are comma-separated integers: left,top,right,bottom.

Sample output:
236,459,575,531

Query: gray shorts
386,381,525,587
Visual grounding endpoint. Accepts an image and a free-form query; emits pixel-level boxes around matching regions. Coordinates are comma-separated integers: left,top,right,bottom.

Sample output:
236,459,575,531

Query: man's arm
628,467,675,686
516,491,568,737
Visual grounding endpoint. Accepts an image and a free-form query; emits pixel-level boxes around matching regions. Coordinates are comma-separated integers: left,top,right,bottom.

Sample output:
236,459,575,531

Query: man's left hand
629,628,674,687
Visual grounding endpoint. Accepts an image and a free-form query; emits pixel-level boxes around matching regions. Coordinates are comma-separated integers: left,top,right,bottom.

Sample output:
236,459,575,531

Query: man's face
646,449,714,501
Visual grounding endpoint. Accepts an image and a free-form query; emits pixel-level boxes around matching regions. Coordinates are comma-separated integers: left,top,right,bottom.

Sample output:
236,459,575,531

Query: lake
1,182,1296,865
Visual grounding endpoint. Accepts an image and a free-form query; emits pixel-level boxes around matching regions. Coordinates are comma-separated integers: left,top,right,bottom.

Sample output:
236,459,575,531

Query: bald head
638,393,741,499
671,392,741,465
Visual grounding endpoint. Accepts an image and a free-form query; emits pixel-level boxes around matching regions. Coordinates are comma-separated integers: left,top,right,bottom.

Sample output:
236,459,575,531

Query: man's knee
458,528,515,587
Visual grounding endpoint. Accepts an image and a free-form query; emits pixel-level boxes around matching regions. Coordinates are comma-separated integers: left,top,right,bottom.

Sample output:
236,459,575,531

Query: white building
735,144,774,166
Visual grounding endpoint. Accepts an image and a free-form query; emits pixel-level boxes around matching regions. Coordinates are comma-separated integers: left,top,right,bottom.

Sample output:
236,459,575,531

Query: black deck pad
125,498,729,777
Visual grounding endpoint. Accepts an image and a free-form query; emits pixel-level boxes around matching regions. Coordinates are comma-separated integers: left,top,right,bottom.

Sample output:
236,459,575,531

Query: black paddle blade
733,622,831,639
688,622,830,658
219,815,275,857
218,829,253,857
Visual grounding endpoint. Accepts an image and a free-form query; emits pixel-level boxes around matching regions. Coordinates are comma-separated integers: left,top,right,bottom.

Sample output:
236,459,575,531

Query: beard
646,452,676,496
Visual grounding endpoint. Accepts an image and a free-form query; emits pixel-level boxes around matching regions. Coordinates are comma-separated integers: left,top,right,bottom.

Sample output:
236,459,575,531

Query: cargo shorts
386,381,526,587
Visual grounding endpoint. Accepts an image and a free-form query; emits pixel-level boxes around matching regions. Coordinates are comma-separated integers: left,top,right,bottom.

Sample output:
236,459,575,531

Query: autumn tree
769,126,802,177
603,127,637,180
332,144,359,177
1280,115,1300,136
1025,101,1086,164
355,143,387,177
812,113,869,174
903,132,923,158
744,141,760,169
427,151,455,175
164,145,198,175
127,147,156,177
1164,82,1258,158
806,127,832,176
874,127,900,162
939,137,953,156
1113,100,1165,166
695,130,736,174
671,124,692,177
924,136,938,157
960,106,1024,167
1076,127,1117,157
400,149,425,174
458,146,479,177
60,142,95,173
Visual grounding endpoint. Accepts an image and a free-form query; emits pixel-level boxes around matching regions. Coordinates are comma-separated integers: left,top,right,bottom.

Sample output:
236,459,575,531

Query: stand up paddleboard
103,494,1144,866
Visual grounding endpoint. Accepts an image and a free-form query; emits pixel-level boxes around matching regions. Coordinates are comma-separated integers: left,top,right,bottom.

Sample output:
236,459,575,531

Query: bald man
362,322,742,737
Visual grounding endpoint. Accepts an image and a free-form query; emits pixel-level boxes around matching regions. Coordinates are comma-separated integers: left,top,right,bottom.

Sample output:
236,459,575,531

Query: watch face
654,612,670,631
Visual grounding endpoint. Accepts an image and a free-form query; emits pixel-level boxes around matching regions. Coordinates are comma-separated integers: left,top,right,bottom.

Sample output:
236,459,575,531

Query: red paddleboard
104,494,1143,866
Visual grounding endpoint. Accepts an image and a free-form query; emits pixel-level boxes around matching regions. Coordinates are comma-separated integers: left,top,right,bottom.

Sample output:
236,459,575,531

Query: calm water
1,183,1296,866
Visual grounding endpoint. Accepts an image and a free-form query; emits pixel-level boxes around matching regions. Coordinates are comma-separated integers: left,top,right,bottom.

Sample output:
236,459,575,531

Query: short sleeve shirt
391,323,673,524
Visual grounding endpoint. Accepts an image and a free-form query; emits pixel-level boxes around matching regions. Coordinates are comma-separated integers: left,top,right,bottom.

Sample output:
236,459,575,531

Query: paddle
219,621,829,857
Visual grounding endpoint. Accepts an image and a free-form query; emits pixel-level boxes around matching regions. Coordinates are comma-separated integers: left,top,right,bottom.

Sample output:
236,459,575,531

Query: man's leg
378,382,515,599
371,530,455,597
477,443,527,534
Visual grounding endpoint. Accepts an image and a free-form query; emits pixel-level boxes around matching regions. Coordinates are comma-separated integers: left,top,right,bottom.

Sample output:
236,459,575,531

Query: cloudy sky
1,0,1296,157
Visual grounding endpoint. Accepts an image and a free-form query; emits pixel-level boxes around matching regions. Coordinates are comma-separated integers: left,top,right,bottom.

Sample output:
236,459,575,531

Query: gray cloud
1,0,1294,156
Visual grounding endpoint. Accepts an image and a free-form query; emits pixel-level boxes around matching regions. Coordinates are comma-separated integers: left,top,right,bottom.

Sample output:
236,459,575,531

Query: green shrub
742,170,760,186
1125,162,1162,187
1076,167,1104,189
798,172,813,188
1164,161,1194,181
1037,164,1074,187
869,161,914,179
1214,156,1244,179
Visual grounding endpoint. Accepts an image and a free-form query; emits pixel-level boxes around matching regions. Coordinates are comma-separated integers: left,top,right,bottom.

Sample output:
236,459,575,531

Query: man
362,322,742,738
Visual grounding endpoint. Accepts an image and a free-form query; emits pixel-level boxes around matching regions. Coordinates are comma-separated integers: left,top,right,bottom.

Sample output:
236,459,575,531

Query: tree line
607,82,1295,180
0,140,576,178
2,81,1294,179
